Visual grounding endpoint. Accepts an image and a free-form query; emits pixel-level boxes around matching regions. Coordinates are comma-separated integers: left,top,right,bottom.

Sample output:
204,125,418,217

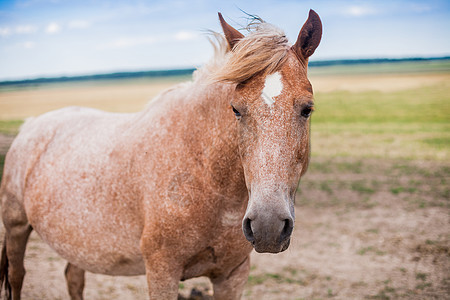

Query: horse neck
138,79,248,205
193,81,248,201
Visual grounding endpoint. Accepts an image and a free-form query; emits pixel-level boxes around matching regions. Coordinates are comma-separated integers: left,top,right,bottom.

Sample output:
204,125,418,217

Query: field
0,61,449,299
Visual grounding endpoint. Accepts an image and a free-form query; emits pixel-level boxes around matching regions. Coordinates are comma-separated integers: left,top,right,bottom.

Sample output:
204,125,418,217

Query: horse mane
196,19,290,84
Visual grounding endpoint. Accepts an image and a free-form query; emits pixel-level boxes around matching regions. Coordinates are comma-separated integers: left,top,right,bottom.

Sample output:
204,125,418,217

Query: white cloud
23,41,35,49
109,36,155,48
174,31,198,41
410,4,432,13
68,20,90,29
345,6,377,17
0,27,11,37
0,25,37,37
16,25,38,34
46,22,61,34
17,0,60,7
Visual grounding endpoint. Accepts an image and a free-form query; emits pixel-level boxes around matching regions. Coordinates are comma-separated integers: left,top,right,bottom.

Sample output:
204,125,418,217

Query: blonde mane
197,21,290,84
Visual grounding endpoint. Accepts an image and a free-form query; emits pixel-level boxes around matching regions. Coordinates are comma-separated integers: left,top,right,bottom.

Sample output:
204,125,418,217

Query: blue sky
0,0,449,80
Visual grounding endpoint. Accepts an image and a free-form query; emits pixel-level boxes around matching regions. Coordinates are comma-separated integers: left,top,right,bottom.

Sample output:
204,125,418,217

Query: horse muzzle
242,205,294,253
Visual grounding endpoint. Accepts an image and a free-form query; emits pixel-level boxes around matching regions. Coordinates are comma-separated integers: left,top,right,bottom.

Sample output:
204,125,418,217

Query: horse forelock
197,21,290,84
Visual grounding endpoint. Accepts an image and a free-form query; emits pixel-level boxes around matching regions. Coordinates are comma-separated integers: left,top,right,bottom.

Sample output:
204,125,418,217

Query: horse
0,10,322,299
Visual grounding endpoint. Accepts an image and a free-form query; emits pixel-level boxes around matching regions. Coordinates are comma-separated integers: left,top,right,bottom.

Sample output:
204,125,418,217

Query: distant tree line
308,56,450,67
1,56,449,87
0,69,196,87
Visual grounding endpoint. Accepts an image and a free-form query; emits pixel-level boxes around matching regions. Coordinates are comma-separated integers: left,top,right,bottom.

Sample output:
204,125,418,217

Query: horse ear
292,9,322,61
218,12,244,50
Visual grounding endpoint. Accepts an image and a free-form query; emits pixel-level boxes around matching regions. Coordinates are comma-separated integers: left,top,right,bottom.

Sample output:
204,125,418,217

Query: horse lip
281,238,291,252
251,238,291,253
253,245,283,254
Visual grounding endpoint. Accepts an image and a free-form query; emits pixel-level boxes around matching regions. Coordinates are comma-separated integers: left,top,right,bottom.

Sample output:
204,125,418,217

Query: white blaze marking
221,211,242,226
262,72,283,107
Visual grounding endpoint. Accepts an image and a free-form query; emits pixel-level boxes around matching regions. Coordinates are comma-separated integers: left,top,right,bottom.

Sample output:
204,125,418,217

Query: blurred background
0,0,449,80
0,0,449,299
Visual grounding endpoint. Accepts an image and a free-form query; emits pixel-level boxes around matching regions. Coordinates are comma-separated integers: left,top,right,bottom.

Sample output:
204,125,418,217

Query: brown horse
0,10,322,299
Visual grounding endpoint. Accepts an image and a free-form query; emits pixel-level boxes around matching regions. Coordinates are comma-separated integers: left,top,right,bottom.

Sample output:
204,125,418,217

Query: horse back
2,106,122,199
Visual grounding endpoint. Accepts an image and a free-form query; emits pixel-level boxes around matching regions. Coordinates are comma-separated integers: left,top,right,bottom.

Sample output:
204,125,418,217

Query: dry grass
3,157,447,299
0,78,187,120
0,68,448,299
309,73,450,93
1,72,449,120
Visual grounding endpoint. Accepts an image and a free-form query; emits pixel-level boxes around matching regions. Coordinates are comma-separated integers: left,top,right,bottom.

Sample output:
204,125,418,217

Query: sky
0,0,449,81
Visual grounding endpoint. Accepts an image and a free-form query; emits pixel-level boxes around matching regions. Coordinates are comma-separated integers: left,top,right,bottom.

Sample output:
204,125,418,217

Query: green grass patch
415,272,428,281
327,288,335,297
247,273,304,286
366,280,397,299
390,187,417,195
309,81,450,160
0,120,23,135
422,137,450,150
320,181,333,194
425,239,438,245
313,84,450,124
0,154,5,184
283,266,298,276
351,181,375,194
309,60,450,76
415,282,432,290
309,160,365,173
357,246,386,256
298,157,449,210
311,122,450,160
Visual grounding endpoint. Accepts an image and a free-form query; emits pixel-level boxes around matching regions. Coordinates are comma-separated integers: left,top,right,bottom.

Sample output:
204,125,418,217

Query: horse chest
180,218,252,281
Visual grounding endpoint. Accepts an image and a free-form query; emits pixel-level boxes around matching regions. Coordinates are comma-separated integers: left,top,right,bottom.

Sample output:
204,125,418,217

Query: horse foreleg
211,256,250,300
2,192,32,300
3,225,32,300
142,254,182,299
141,234,182,299
64,263,85,300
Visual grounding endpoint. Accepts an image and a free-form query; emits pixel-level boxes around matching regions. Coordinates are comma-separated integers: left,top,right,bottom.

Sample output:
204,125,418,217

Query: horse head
218,10,322,253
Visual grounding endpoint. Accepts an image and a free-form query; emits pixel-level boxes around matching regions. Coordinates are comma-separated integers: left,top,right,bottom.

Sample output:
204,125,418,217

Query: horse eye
301,107,313,118
232,106,241,117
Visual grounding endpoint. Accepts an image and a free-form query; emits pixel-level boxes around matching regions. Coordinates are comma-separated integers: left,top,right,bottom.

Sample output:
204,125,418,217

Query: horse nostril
280,218,293,242
242,217,255,243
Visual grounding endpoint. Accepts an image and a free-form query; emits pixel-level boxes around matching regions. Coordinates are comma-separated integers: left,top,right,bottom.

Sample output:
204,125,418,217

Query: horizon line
1,56,449,85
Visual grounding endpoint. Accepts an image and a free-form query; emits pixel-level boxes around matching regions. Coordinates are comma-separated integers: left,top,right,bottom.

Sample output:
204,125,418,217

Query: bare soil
0,72,448,298
0,135,448,299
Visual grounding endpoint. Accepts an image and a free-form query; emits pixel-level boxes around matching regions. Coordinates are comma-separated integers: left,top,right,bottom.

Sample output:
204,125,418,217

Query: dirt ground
0,72,448,299
0,132,448,299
